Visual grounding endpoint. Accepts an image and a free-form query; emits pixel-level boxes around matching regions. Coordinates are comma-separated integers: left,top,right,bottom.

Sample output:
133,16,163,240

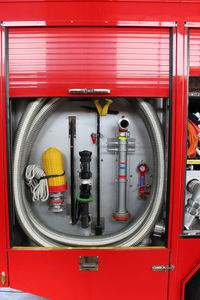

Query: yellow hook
94,98,113,116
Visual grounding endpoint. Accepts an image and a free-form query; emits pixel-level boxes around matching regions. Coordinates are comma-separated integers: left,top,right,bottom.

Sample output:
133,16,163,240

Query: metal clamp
68,89,110,95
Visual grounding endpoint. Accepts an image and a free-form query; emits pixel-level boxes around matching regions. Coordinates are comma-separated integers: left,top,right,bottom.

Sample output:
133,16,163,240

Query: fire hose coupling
118,116,130,132
184,179,200,230
42,148,67,213
77,151,93,228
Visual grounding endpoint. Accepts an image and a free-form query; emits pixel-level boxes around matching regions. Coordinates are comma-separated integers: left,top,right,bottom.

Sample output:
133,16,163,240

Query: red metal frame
0,2,200,299
0,26,9,288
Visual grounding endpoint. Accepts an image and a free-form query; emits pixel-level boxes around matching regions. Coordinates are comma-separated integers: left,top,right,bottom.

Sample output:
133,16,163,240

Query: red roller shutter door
9,27,170,97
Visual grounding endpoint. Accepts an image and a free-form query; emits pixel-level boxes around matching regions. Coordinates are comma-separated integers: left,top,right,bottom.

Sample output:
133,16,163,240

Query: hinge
152,265,175,272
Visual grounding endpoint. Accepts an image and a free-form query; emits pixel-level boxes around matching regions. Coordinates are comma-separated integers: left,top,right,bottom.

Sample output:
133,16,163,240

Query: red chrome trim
2,20,177,28
2,21,46,27
185,22,200,28
117,21,176,27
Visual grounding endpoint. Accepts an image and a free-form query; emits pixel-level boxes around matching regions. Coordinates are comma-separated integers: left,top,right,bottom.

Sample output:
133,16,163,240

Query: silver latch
152,265,175,272
79,256,99,271
68,89,110,95
1,272,6,285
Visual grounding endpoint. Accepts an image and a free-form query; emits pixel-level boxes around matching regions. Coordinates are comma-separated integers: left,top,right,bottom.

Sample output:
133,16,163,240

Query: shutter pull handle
68,89,110,95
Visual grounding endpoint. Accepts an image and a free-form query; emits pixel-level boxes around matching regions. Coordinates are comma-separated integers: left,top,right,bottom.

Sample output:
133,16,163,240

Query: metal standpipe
113,117,131,221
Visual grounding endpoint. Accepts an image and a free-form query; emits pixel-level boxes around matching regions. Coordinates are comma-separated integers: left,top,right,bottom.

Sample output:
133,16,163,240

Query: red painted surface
189,28,200,76
0,27,9,288
0,2,199,300
8,248,170,300
167,23,188,300
8,27,169,97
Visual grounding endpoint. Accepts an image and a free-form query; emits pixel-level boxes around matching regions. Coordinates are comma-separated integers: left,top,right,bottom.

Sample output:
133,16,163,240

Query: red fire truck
0,1,200,299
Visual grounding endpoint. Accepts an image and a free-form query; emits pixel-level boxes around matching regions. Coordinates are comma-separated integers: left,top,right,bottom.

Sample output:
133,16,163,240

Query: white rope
25,165,49,202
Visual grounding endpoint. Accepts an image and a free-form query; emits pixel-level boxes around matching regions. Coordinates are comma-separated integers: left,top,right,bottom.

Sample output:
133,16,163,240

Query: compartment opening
7,96,170,248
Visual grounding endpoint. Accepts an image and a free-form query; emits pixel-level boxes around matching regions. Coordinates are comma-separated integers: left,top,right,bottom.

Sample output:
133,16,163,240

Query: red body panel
9,248,169,300
8,27,169,97
0,2,200,300
189,28,200,76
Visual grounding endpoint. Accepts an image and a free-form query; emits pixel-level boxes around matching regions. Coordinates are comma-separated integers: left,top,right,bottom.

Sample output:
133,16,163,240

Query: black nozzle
80,184,91,199
79,151,92,163
80,203,90,228
79,151,92,179
78,150,93,228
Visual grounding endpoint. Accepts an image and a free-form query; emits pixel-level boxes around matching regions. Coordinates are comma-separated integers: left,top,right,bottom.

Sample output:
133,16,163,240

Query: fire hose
13,97,165,247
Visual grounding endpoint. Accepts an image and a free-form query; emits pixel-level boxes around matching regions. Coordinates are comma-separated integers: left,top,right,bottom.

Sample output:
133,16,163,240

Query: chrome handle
79,256,99,271
152,265,175,272
68,89,110,95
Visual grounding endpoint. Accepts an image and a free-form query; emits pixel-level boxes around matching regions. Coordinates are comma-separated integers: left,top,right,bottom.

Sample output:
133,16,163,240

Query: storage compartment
8,96,170,248
183,28,200,235
184,82,200,235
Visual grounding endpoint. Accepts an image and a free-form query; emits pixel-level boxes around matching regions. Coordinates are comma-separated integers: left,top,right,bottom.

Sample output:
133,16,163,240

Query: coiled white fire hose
13,97,165,247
